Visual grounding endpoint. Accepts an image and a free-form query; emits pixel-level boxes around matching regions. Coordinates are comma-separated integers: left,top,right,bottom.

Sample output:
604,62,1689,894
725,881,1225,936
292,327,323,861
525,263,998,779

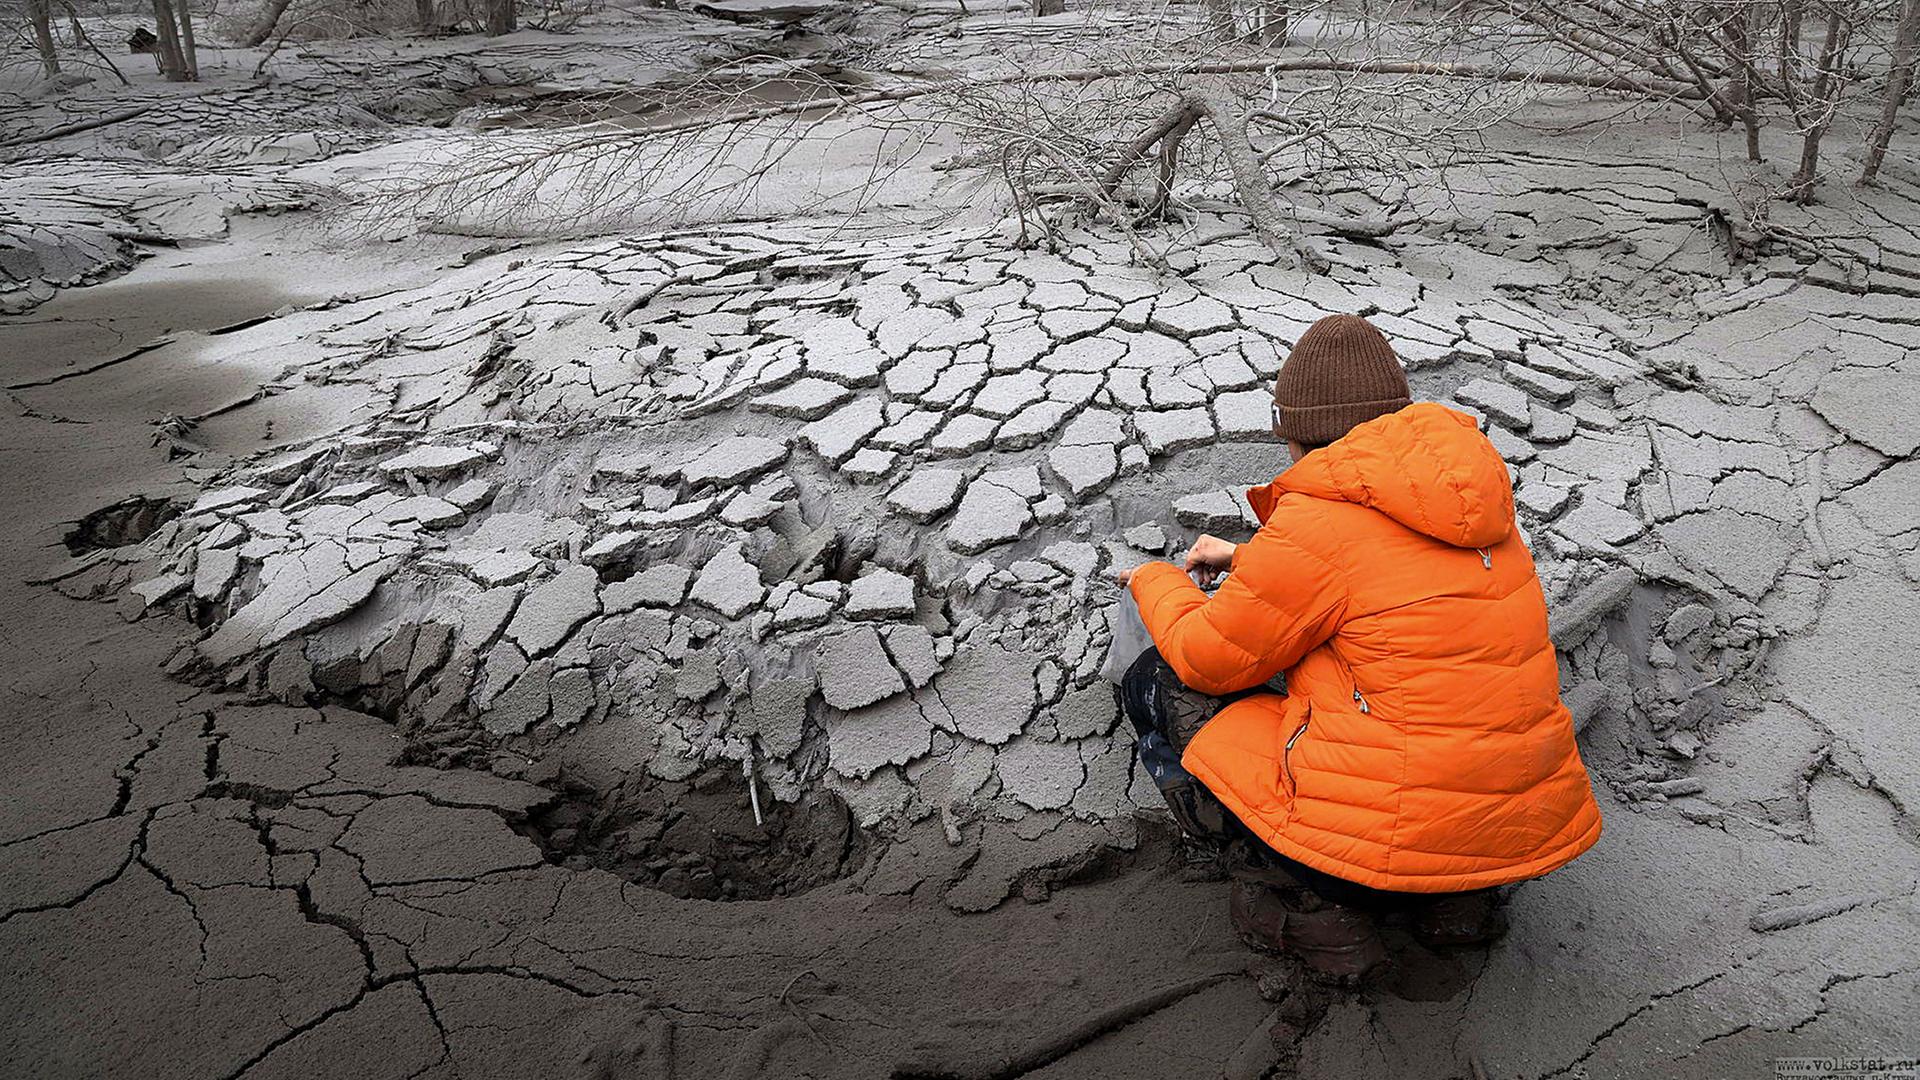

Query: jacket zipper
1283,719,1310,787
1353,688,1370,714
1476,547,1492,569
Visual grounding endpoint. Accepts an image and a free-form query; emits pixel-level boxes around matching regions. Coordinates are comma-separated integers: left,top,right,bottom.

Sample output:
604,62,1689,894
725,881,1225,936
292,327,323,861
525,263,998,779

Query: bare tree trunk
174,0,199,80
415,0,437,27
1100,92,1401,261
1204,0,1237,41
1258,0,1289,45
245,0,296,46
486,0,516,36
26,0,60,77
1788,8,1850,201
1862,0,1920,183
150,0,191,81
58,0,129,84
1720,4,1762,162
1032,0,1064,13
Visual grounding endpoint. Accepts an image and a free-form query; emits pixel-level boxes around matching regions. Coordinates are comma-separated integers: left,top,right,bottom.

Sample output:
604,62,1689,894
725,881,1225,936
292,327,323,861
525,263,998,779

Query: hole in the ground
523,764,870,901
64,495,185,554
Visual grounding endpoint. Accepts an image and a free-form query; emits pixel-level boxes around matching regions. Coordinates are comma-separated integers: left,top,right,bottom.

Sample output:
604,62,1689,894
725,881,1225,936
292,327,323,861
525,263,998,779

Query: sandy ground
4,2,1919,1077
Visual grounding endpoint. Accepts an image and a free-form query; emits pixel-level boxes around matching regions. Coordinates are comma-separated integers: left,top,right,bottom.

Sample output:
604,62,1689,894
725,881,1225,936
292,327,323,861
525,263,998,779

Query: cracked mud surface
6,4,1920,1077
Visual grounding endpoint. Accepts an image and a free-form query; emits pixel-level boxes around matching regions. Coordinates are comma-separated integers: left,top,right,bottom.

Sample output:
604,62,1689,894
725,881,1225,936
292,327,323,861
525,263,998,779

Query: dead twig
891,969,1240,1080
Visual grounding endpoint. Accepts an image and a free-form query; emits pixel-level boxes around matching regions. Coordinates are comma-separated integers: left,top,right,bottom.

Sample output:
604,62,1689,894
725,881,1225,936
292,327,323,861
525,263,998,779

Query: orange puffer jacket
1129,402,1601,893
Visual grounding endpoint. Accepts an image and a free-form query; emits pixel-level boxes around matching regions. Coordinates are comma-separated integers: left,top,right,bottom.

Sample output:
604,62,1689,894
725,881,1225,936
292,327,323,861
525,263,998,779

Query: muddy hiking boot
1119,654,1240,844
1230,880,1390,984
1412,889,1507,947
1134,728,1231,841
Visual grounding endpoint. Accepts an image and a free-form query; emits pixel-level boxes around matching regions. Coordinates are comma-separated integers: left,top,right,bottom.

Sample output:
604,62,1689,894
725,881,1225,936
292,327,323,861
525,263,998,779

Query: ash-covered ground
4,3,1918,1077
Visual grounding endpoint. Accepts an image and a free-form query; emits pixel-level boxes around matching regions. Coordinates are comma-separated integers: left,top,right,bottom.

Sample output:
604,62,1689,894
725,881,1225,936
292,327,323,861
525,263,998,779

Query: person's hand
1183,534,1238,588
1113,565,1138,587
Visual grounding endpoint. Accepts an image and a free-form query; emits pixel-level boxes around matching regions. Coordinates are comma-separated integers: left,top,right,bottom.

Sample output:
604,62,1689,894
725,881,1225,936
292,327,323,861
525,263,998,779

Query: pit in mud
525,764,869,901
64,495,184,554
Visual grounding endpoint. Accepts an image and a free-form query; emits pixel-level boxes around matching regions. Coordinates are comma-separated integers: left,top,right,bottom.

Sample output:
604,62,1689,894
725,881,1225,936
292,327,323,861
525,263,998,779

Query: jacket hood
1247,402,1515,549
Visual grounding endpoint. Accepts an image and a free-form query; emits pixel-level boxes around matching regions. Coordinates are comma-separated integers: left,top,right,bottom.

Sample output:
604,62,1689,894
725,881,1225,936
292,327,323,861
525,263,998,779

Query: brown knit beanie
1271,314,1412,445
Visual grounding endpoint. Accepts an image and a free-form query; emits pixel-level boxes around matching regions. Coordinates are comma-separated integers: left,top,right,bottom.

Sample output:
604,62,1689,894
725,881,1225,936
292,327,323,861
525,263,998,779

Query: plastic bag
1100,590,1155,684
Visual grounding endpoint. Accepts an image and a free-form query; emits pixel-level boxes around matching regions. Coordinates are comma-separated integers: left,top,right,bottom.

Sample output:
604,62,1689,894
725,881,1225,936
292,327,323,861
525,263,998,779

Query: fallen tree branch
0,83,247,147
1097,90,1410,256
891,969,1239,1080
610,57,1704,143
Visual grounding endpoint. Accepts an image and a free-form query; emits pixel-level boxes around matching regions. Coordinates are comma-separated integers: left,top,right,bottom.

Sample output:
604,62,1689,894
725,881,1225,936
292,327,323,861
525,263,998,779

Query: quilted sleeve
1128,507,1348,695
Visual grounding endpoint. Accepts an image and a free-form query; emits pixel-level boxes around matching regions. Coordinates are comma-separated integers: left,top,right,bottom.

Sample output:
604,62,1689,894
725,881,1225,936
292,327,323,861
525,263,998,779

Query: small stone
1658,509,1798,599
1502,361,1578,404
377,443,492,481
937,646,1038,744
378,496,464,528
1151,295,1236,339
672,652,722,701
995,736,1085,810
1663,603,1715,643
947,476,1034,555
678,436,788,487
845,569,916,620
444,480,495,512
1516,482,1571,520
504,563,600,657
603,563,691,611
457,585,523,651
1529,404,1577,444
749,677,812,759
1566,399,1621,431
1047,442,1118,498
1810,368,1920,457
581,530,643,567
1212,389,1273,439
549,667,594,728
481,666,550,735
825,693,935,780
594,451,655,481
1040,540,1099,579
1553,500,1645,551
971,371,1048,419
887,468,966,522
248,446,328,484
772,589,835,630
1173,490,1249,532
1123,523,1168,552
927,413,999,457
315,482,382,504
130,573,189,609
688,543,765,619
719,493,781,527
1053,684,1118,738
192,548,241,602
881,624,943,687
994,401,1074,450
447,550,541,587
1059,408,1125,446
190,487,269,516
1135,408,1215,455
1454,378,1531,430
801,396,886,464
841,448,898,483
749,378,852,420
817,625,907,710
1486,424,1536,463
